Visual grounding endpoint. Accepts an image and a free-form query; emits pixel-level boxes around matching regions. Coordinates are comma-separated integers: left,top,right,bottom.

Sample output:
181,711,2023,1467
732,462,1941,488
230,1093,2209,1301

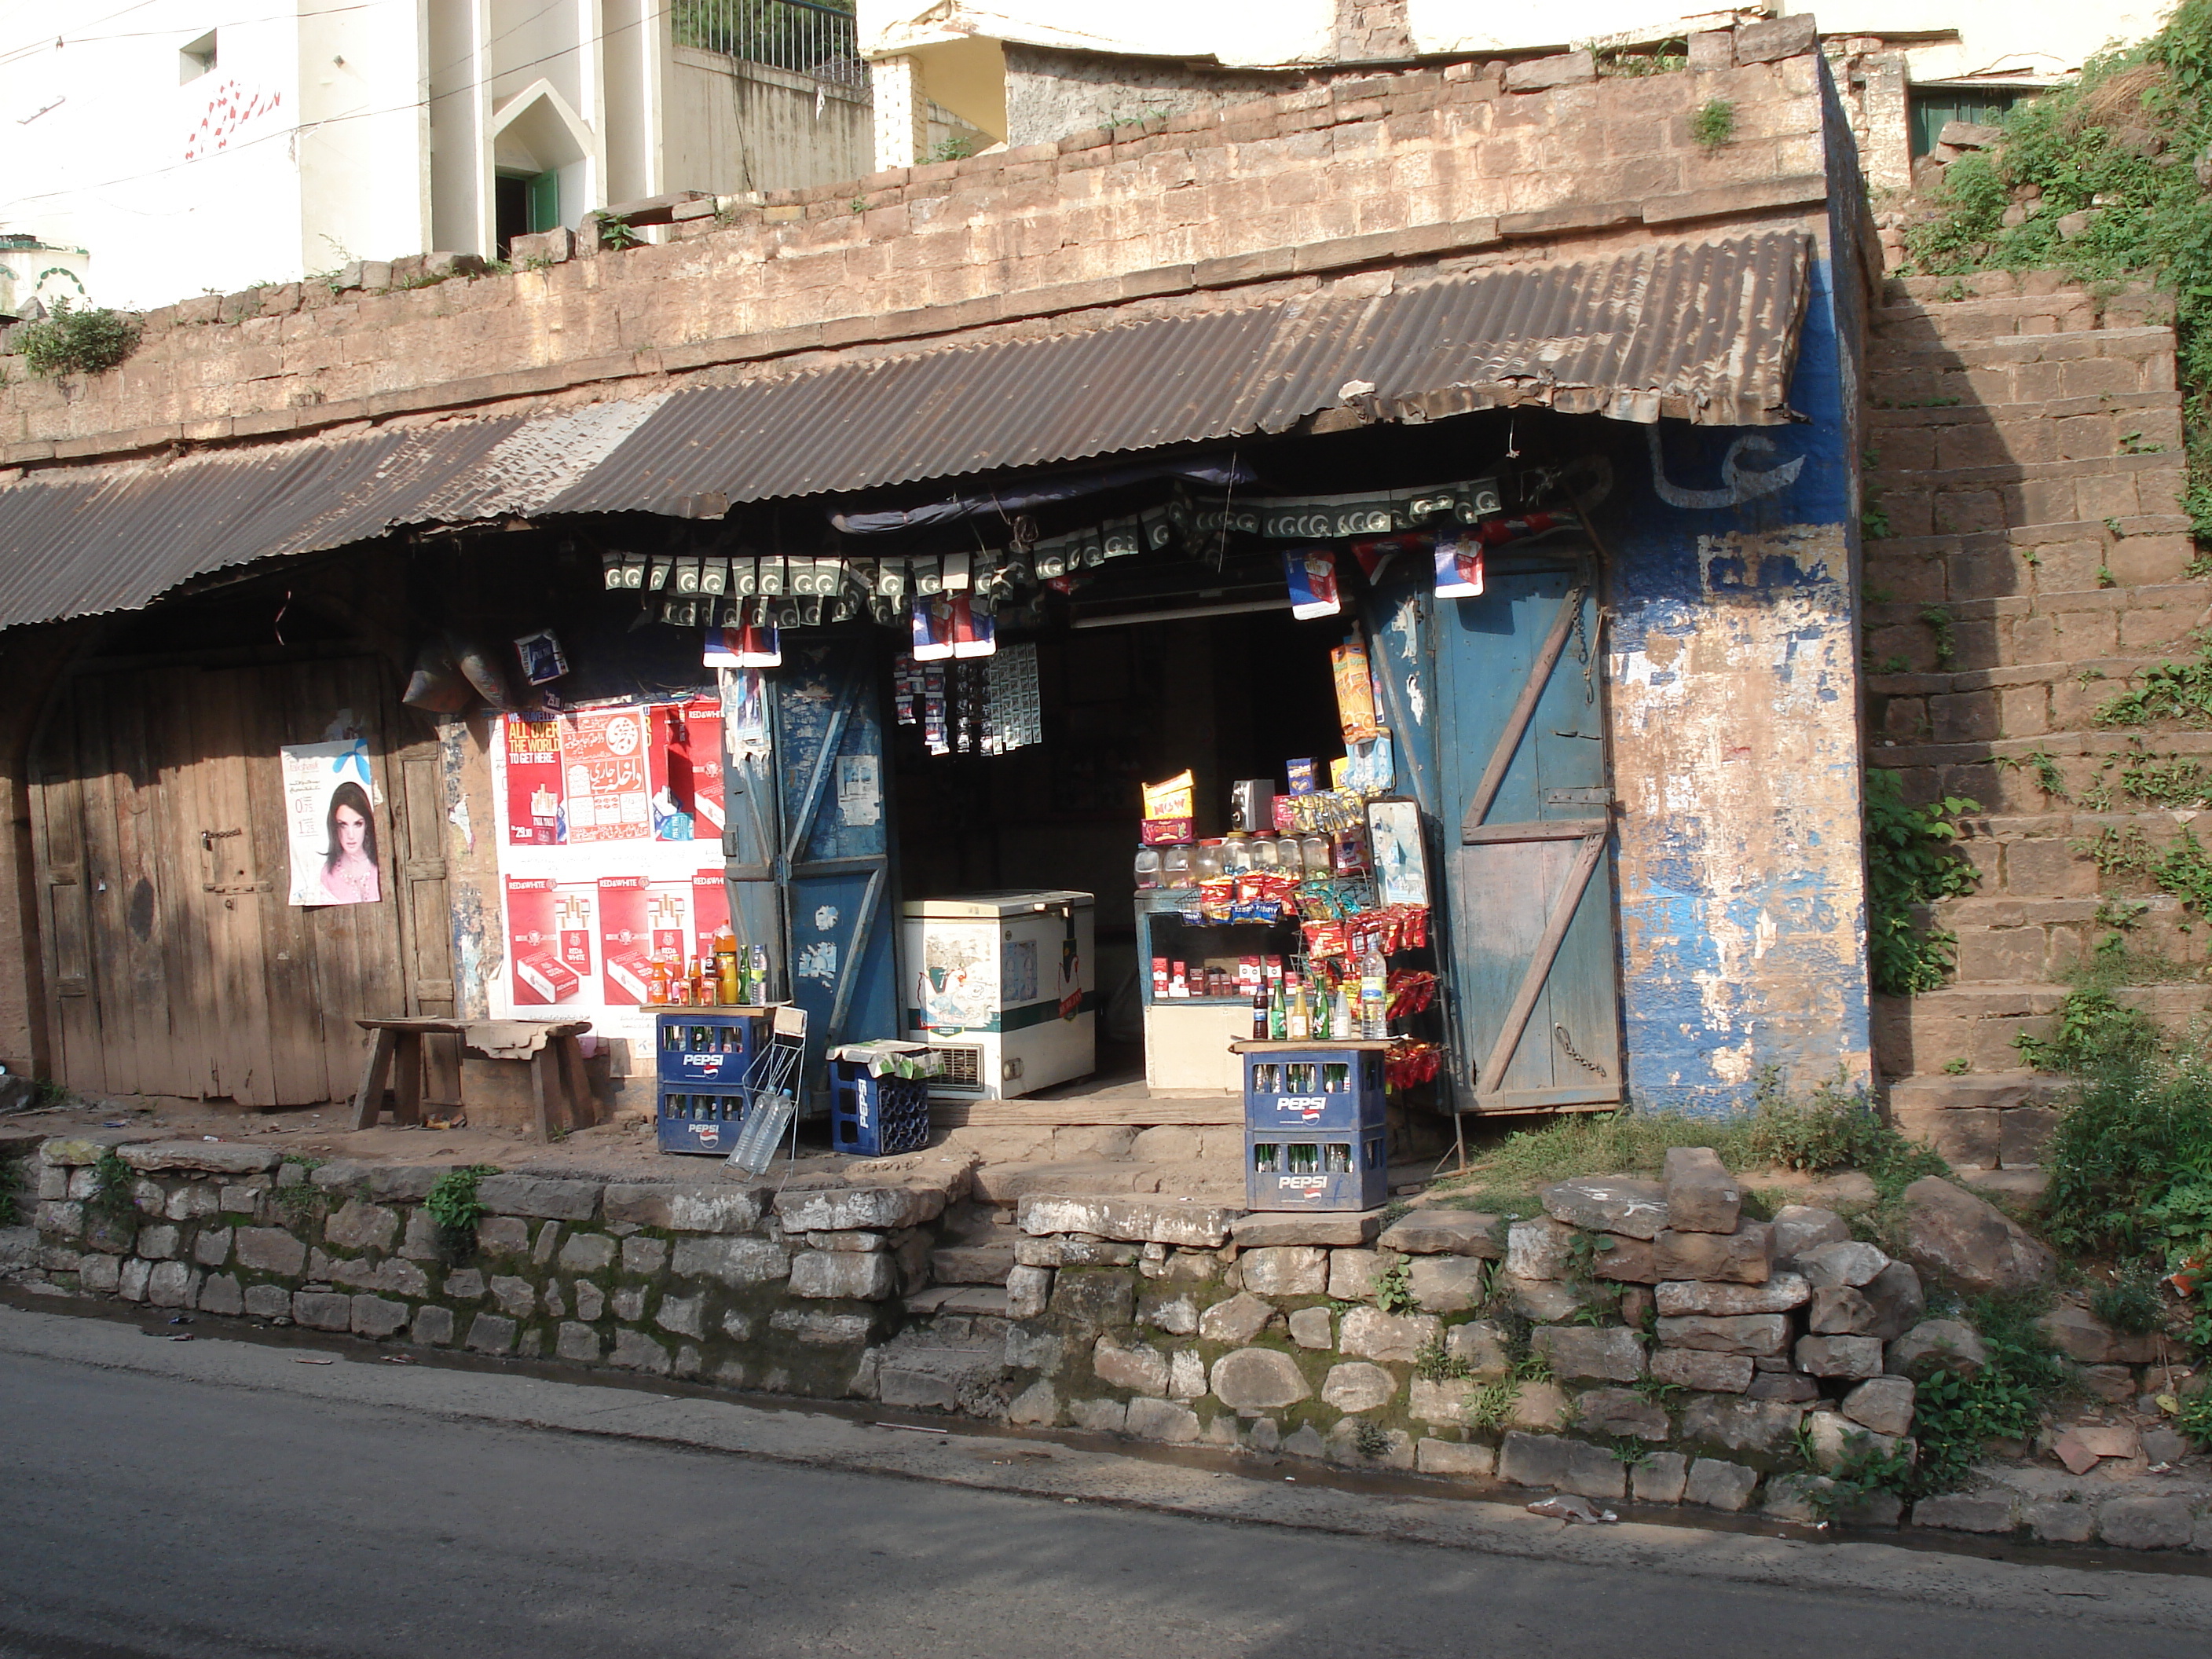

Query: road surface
0,1304,2204,1658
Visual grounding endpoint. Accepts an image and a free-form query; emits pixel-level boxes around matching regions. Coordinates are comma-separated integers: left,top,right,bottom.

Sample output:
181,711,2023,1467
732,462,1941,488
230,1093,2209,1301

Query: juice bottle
646,957,672,1006
1287,980,1309,1042
666,960,690,1006
714,926,740,1005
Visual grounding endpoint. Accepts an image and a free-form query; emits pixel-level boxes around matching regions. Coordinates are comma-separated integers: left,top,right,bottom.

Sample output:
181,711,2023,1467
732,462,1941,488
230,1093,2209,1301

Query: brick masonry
0,46,1836,469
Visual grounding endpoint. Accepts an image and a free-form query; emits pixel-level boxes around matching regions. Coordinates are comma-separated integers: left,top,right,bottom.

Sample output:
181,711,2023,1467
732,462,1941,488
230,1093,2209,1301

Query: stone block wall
0,28,1840,468
22,1136,2212,1545
1862,270,2212,1089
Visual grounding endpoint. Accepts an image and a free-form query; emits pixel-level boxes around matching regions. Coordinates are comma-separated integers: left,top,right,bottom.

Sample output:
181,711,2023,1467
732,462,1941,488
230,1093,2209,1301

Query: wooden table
353,1018,595,1141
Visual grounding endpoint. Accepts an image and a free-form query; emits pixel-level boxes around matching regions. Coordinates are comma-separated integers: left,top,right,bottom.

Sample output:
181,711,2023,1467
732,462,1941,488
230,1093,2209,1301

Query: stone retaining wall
16,1137,2211,1548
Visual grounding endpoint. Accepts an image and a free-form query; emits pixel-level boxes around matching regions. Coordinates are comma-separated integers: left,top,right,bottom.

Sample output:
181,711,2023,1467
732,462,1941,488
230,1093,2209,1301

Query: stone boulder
1896,1177,2056,1294
1770,1205,1851,1263
1531,1324,1645,1382
1376,1210,1503,1258
1210,1347,1312,1411
1886,1317,1989,1378
1540,1176,1668,1239
1661,1147,1741,1232
1654,1224,1772,1284
1797,1240,1888,1290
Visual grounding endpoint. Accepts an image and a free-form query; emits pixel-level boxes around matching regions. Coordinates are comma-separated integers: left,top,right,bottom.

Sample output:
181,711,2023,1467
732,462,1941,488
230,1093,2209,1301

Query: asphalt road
2,1331,2205,1659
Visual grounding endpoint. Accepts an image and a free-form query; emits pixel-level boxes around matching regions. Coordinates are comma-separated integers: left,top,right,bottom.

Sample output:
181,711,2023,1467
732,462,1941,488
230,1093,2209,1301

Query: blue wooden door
1393,560,1622,1115
756,640,899,1103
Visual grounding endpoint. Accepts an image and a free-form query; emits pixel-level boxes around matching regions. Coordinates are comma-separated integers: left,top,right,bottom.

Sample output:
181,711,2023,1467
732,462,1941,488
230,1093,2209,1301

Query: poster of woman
283,741,383,906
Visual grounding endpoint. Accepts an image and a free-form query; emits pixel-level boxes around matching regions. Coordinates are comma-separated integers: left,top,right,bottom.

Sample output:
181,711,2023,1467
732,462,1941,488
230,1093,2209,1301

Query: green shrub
1690,98,1735,148
15,299,140,378
2015,987,2164,1073
424,1163,501,1260
1865,770,1981,995
2092,1260,2171,1334
2041,1060,2212,1254
1816,1291,2071,1502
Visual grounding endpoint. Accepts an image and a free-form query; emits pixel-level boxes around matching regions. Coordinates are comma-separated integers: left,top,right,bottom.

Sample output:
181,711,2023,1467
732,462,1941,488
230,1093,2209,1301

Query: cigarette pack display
515,956,581,1005
506,877,581,1005
690,870,731,963
1141,816,1194,846
596,876,654,1005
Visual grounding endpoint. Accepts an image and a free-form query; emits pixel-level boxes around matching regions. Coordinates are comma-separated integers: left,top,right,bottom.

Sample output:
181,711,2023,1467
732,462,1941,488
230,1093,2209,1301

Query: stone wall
30,1134,2207,1546
0,26,1839,469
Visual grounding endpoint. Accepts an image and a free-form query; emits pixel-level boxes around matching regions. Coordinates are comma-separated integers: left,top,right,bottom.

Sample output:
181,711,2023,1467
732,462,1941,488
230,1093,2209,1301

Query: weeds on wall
2097,628,2212,727
1899,0,2212,544
2016,986,2165,1071
1690,98,1735,148
424,1164,501,1262
15,299,139,379
1593,41,1688,77
1864,768,1982,995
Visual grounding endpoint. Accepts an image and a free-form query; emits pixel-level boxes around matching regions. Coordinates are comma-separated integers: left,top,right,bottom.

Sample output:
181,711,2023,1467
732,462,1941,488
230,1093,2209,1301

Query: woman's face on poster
333,802,368,855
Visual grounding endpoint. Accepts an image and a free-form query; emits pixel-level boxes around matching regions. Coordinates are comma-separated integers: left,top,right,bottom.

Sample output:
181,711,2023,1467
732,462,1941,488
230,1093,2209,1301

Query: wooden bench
353,1017,595,1142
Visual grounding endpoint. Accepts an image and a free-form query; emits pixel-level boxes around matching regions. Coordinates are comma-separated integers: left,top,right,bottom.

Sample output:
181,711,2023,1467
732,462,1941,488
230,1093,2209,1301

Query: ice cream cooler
902,891,1095,1099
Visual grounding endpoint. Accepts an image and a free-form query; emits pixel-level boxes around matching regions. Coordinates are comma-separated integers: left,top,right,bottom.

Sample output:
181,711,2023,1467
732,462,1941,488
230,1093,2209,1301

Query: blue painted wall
1599,192,1872,1115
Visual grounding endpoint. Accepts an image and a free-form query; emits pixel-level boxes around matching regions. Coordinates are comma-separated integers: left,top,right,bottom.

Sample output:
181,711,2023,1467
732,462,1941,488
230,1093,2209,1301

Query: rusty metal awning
550,231,1813,515
0,233,1811,631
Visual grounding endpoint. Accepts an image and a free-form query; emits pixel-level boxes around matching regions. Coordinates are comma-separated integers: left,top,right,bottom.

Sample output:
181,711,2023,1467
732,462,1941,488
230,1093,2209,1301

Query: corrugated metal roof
0,419,525,631
0,232,1811,630
550,232,1812,515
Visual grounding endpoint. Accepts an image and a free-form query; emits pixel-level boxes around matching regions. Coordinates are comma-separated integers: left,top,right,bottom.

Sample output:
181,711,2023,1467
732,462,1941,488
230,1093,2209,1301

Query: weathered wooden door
30,657,448,1104
1375,560,1622,1116
1441,565,1621,1112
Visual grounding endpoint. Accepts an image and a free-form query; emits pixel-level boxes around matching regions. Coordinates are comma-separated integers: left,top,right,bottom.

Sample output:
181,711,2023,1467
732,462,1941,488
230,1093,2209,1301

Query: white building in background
0,0,885,313
858,0,2176,189
0,1,2174,313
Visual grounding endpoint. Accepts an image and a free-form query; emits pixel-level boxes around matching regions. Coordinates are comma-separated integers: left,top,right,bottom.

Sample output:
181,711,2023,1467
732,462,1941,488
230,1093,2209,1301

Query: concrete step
1866,387,2177,433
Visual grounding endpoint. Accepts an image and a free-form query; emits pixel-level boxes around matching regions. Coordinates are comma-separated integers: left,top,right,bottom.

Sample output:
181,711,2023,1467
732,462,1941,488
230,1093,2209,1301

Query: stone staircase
1863,270,2212,1160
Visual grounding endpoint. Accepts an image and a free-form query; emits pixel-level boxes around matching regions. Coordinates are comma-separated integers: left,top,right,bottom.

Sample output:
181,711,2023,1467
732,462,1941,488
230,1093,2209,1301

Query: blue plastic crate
830,1061,932,1158
1244,1126,1388,1211
1243,1046,1386,1131
656,1011,759,1088
657,1084,752,1156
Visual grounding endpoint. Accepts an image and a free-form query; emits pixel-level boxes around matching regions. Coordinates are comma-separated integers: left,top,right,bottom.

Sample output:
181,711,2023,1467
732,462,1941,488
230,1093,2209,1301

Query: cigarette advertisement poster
489,701,733,1055
282,739,383,906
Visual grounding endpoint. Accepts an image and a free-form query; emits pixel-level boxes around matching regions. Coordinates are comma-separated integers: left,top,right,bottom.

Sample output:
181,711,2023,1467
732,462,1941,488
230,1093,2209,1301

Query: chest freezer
902,890,1095,1099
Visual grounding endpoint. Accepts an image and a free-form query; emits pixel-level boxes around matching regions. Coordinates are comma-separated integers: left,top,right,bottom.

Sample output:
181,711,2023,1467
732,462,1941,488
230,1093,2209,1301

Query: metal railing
672,0,866,86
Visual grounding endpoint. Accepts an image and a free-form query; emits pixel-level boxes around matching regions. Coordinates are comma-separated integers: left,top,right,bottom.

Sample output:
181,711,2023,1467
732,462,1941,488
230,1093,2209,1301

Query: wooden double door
30,657,455,1106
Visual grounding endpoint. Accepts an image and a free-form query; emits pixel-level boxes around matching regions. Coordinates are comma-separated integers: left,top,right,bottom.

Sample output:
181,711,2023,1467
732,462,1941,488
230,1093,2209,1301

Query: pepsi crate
1244,1126,1388,1211
656,1011,760,1088
1236,1041,1388,1131
657,1085,753,1156
829,1061,932,1158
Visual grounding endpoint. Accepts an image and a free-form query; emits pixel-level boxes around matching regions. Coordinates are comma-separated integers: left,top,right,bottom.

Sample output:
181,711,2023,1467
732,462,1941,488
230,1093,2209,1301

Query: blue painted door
1375,559,1622,1115
757,639,899,1104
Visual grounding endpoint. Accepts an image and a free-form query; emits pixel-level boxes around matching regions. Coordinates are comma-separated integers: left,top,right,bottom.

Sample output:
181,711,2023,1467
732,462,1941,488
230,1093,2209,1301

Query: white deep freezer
901,890,1095,1099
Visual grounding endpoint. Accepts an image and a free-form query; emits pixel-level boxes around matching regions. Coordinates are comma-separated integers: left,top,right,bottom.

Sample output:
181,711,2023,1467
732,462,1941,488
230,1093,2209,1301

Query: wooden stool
353,1017,595,1142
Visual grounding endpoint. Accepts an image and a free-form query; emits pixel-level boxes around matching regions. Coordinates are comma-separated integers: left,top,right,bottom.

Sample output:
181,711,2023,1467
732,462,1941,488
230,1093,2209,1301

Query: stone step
902,1284,1011,1317
1874,981,2212,1076
1866,388,2177,433
1880,272,2161,306
1865,320,2174,364
928,1233,1017,1285
1886,1068,2071,1170
969,1159,1246,1207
